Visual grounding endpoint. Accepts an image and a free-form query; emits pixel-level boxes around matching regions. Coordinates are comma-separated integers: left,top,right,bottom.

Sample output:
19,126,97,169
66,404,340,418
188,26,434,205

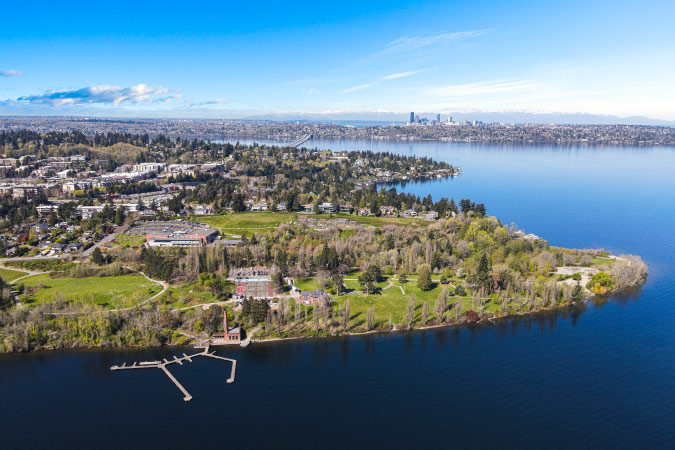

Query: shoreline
1,296,595,355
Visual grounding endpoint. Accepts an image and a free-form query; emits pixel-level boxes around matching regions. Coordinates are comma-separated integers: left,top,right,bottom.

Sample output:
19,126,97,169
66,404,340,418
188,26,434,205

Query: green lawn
592,257,616,268
294,277,322,291
194,212,297,230
331,288,479,329
161,283,220,309
192,211,432,235
293,274,487,329
315,213,427,228
19,274,162,309
0,267,28,283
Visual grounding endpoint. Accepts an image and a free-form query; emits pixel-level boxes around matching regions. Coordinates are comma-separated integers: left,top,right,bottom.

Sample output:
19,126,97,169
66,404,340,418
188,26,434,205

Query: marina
110,345,236,402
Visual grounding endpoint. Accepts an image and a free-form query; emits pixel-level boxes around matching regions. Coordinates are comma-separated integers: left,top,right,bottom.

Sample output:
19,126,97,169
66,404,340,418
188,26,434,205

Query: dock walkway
110,346,236,402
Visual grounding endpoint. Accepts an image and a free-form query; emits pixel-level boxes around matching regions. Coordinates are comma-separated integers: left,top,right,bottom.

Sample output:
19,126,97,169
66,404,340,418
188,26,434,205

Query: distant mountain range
242,111,675,127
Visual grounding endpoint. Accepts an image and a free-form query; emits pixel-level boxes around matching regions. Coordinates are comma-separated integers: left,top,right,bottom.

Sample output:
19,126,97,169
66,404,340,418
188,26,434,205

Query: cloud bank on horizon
0,0,674,122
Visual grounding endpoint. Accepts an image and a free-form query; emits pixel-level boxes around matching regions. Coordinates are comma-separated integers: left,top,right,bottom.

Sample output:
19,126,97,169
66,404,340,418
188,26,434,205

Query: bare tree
366,306,376,331
265,308,274,331
433,289,447,323
342,299,351,331
454,301,461,321
422,302,429,325
406,294,416,330
294,303,301,326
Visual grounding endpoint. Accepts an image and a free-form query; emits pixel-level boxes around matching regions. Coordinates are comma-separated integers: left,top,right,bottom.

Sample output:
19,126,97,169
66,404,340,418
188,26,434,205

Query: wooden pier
110,345,236,402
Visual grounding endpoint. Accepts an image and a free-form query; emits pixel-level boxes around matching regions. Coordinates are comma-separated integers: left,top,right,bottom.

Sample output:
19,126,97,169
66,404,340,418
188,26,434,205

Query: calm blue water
1,139,674,449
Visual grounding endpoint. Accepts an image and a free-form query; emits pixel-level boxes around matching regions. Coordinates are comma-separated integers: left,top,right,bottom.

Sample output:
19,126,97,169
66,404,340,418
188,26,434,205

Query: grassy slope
0,267,28,283
193,212,297,236
162,283,219,309
19,274,161,309
193,212,427,233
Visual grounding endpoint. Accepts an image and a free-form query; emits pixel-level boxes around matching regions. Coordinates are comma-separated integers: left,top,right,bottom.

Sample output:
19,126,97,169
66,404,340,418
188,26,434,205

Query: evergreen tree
91,247,104,266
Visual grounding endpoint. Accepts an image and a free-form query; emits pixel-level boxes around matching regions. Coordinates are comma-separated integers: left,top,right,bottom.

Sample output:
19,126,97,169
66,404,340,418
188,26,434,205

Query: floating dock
110,345,236,402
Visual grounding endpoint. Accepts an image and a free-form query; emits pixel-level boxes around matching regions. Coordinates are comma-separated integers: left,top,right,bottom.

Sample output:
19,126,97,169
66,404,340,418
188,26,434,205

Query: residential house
298,289,331,308
318,202,336,214
380,206,395,216
422,211,439,220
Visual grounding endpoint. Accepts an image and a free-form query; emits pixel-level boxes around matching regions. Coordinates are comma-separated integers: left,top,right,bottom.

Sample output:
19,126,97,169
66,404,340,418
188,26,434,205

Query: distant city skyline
1,0,674,122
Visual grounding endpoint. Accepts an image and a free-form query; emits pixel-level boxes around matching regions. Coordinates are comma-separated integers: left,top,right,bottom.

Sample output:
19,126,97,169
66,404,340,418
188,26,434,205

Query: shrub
587,271,613,295
465,310,479,322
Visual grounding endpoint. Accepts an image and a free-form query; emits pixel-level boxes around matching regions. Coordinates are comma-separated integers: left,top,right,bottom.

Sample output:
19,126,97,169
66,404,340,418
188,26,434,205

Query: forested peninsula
0,132,648,352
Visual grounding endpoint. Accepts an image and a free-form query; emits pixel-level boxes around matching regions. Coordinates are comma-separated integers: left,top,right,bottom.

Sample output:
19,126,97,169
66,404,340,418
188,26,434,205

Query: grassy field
294,274,488,328
592,257,616,268
329,213,427,228
0,267,28,283
192,212,433,235
330,286,486,329
161,283,220,309
293,277,323,291
193,212,297,236
19,274,162,309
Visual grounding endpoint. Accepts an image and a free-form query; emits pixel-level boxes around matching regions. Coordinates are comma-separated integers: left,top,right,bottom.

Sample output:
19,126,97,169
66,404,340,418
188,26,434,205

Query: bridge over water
288,134,312,148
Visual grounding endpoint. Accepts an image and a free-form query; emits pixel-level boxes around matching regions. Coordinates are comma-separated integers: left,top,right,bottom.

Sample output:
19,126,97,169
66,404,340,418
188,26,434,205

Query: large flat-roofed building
142,221,218,247
230,266,273,299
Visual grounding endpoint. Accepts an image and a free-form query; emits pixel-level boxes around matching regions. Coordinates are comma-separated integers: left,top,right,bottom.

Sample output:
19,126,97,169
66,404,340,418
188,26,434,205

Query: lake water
2,139,674,449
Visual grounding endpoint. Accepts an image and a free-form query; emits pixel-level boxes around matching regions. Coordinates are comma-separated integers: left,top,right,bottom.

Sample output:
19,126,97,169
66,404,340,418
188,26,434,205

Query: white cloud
376,29,490,56
1,70,23,77
380,70,424,80
427,79,544,98
199,98,229,105
342,82,379,93
304,88,320,95
17,84,174,106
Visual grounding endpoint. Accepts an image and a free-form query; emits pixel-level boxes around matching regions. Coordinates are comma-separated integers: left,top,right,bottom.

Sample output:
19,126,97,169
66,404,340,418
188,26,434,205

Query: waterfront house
298,289,331,308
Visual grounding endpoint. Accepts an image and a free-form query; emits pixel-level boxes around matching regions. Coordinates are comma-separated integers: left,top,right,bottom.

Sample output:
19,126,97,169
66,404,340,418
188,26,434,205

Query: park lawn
315,213,426,228
0,267,28,282
343,279,361,291
194,212,297,230
294,277,322,291
592,257,616,268
330,277,496,329
162,283,220,309
19,274,161,309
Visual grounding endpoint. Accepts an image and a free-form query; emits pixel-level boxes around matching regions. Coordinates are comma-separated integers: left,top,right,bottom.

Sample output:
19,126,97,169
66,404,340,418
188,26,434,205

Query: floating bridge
288,134,313,148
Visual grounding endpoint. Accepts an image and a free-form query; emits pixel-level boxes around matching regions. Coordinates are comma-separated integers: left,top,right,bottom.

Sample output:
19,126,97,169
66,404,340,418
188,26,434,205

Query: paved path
0,264,47,307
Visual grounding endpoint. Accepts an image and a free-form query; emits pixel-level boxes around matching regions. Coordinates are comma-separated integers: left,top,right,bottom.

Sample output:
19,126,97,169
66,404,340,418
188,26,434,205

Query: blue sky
1,0,674,120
